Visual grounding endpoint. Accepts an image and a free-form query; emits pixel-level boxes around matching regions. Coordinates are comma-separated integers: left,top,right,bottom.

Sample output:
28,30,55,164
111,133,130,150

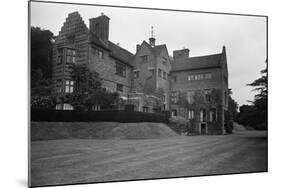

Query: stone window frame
56,79,63,93
133,70,140,79
66,48,76,64
163,71,167,80
57,48,64,64
170,91,178,104
92,46,104,59
65,80,74,93
115,62,126,78
158,68,162,78
187,110,194,120
140,55,148,63
162,57,168,66
116,83,123,92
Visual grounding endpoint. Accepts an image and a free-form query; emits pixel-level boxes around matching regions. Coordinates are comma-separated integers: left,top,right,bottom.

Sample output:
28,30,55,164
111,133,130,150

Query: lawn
30,130,267,187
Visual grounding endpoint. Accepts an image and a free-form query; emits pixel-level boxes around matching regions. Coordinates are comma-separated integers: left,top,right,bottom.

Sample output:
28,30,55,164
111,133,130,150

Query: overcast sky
30,1,267,107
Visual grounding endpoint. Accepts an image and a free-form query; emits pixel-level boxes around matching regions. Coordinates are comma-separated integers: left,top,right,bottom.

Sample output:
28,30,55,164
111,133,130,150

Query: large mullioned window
66,48,76,64
65,80,74,93
57,48,63,64
188,73,212,81
115,62,126,77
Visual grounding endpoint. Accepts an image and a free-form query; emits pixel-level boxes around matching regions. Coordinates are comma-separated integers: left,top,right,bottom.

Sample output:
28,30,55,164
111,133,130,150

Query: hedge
31,109,168,123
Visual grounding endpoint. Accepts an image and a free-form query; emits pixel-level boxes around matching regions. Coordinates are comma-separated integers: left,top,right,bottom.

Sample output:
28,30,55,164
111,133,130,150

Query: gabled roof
108,41,134,67
152,44,166,56
141,41,167,57
171,53,223,72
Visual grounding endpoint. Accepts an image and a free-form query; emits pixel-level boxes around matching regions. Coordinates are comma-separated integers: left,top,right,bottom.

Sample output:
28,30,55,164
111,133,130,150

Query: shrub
168,116,189,135
225,120,234,134
31,109,168,123
31,95,56,110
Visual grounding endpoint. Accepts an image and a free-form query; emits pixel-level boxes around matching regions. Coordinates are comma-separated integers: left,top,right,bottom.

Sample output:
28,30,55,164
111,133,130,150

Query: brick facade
52,11,229,134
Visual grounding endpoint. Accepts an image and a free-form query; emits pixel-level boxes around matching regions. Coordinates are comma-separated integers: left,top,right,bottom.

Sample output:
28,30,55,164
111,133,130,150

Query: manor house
52,12,228,134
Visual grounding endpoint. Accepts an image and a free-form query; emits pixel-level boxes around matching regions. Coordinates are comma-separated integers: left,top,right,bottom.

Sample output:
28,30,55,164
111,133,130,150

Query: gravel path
30,130,267,187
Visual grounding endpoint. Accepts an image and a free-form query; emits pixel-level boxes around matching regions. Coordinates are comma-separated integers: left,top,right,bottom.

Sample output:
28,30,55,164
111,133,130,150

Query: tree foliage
64,64,119,111
238,60,268,130
31,26,54,87
228,89,238,121
30,27,55,109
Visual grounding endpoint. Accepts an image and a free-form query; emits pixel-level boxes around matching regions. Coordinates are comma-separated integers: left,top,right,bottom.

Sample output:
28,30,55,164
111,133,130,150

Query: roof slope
89,32,110,51
108,41,135,66
89,32,134,66
171,53,222,72
152,44,166,56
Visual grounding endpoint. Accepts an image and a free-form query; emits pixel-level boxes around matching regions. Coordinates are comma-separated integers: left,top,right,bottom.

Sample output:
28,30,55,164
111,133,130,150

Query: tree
31,78,56,109
65,64,119,111
228,89,238,121
31,27,54,87
246,60,268,129
238,60,268,130
30,27,56,109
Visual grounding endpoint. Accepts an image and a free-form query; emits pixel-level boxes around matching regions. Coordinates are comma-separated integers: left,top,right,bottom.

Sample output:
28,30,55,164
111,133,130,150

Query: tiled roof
108,41,134,67
152,44,166,56
89,32,110,51
171,53,222,72
142,41,167,57
89,32,134,66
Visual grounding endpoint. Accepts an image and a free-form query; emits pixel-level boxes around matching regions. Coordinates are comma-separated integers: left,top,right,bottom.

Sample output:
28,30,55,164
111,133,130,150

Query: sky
30,1,267,107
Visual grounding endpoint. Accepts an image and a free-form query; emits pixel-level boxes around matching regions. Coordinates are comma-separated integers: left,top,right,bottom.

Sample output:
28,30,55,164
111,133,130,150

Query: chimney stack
173,48,190,60
89,13,110,45
136,44,140,53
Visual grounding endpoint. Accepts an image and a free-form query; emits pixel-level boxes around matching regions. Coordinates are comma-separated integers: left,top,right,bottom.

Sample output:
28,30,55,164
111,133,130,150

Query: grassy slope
31,122,178,141
31,131,267,186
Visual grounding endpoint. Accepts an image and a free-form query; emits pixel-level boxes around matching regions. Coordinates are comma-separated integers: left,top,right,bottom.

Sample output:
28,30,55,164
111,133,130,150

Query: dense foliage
31,27,54,87
31,109,168,123
30,27,55,109
237,60,268,130
168,116,189,135
63,64,120,111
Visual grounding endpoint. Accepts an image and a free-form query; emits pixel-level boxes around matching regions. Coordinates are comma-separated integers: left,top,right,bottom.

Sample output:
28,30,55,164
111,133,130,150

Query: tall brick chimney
136,44,141,53
173,48,190,60
89,13,110,45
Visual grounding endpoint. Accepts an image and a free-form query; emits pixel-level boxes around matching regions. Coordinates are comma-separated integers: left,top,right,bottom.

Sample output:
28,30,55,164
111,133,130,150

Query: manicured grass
30,130,267,187
31,122,178,141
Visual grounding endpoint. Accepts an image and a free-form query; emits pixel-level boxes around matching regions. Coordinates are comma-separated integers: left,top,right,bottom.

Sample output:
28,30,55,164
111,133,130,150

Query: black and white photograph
29,1,267,187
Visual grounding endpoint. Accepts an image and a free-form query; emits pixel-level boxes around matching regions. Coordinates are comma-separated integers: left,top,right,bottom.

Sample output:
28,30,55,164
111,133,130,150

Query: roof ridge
108,41,134,56
188,53,222,59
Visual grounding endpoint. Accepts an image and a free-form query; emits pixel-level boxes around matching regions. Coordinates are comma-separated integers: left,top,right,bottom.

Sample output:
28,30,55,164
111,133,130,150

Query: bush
31,96,56,110
168,116,189,135
225,120,234,134
31,109,168,123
